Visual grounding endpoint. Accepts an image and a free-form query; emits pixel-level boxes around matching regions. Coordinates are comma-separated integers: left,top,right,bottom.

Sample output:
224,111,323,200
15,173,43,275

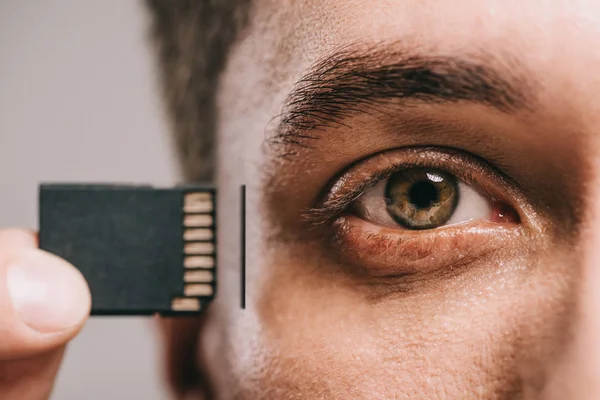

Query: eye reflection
353,168,492,230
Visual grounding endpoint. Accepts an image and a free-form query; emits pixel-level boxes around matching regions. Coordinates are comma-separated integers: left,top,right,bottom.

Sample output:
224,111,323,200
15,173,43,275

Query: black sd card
38,184,216,316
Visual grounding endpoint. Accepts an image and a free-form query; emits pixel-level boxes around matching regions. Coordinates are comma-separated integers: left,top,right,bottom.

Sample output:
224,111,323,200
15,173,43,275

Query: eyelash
303,146,536,285
303,146,514,226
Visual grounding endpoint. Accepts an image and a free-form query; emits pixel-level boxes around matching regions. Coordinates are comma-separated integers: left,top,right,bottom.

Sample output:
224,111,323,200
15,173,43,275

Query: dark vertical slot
241,185,246,309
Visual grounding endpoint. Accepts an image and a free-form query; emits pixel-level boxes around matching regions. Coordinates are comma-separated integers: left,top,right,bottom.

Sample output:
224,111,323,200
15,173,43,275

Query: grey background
1,1,176,399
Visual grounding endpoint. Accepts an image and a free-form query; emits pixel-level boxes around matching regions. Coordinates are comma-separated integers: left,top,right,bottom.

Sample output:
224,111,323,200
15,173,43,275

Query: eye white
353,175,491,228
446,182,490,225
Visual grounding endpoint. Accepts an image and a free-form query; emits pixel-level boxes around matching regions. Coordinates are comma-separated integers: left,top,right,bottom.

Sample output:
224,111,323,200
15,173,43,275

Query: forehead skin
200,1,600,399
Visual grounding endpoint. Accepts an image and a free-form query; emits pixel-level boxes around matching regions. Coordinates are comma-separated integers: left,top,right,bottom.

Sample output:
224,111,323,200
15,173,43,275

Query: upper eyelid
302,148,455,223
301,165,396,225
302,146,530,228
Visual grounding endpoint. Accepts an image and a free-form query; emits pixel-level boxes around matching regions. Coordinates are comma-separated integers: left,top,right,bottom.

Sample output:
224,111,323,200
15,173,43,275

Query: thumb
0,229,90,399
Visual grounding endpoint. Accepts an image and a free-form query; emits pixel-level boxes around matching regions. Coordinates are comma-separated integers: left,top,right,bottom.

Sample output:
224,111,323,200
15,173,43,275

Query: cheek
218,246,576,399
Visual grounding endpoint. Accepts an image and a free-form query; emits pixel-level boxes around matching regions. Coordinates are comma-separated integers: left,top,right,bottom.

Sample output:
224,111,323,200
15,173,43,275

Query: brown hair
146,0,252,182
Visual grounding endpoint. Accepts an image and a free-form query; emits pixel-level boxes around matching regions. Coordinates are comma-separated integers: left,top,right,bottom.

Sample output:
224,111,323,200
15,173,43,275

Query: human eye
306,147,539,281
353,167,498,230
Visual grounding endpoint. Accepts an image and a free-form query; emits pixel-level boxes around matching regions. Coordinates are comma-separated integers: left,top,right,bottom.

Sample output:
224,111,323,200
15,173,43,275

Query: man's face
202,0,600,398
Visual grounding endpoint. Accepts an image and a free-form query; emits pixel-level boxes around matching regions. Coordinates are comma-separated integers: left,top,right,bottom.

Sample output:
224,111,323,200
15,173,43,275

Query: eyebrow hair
270,44,534,152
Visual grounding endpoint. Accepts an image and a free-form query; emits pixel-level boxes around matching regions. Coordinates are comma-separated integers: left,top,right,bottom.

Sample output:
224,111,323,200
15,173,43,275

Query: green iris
385,168,459,230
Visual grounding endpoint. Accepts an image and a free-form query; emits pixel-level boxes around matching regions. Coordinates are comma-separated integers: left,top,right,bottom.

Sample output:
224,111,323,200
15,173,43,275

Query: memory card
38,184,216,315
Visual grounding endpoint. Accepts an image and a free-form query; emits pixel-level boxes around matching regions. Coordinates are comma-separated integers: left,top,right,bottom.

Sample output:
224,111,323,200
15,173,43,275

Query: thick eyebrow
271,44,534,149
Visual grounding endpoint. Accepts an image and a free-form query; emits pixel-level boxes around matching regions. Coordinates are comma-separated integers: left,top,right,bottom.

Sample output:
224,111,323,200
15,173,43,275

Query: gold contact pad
184,256,215,268
184,283,214,297
171,297,201,311
184,242,215,255
184,270,214,283
184,228,214,241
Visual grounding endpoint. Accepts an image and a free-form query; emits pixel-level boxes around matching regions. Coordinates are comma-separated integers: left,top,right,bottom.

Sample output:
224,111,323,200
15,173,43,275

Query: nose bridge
539,160,600,399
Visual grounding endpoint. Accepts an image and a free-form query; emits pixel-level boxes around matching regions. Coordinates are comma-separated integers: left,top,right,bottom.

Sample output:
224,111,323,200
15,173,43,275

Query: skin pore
163,0,600,398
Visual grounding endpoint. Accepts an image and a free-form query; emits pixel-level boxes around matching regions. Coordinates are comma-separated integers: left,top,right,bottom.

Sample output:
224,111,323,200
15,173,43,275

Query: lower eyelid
331,215,522,277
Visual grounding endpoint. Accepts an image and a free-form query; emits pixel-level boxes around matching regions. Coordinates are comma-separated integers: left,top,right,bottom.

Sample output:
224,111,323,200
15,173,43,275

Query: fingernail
7,253,90,333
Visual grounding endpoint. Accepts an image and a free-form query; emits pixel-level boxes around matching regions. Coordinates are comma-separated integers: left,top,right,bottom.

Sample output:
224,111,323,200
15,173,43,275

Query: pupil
408,181,439,209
